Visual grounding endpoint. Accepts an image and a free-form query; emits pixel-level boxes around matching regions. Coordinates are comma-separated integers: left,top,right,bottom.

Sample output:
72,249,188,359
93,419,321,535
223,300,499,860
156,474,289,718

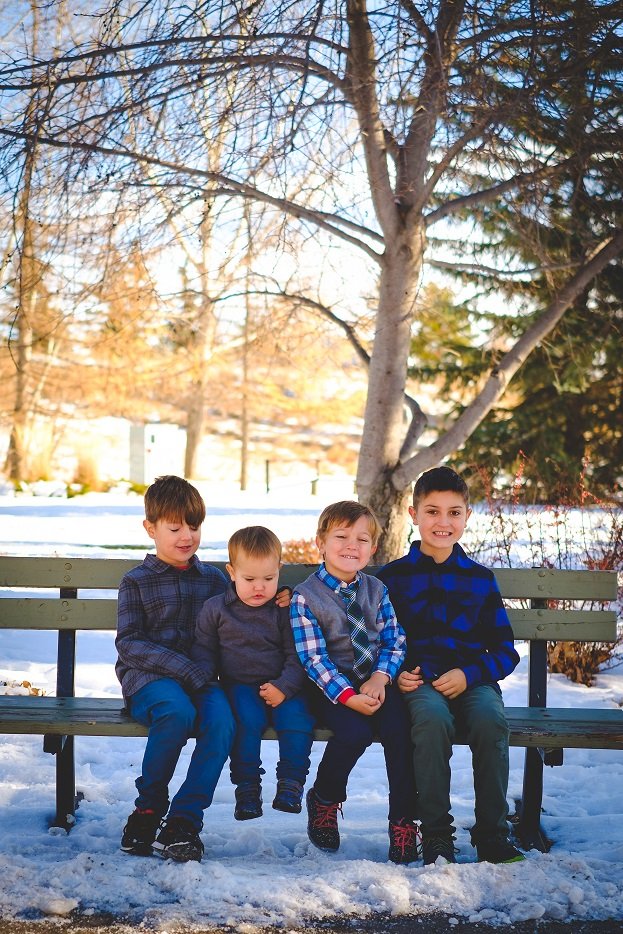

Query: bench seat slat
1,697,622,750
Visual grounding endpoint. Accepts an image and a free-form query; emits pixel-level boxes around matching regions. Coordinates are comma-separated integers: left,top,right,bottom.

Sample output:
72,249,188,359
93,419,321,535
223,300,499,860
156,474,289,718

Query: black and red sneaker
120,808,160,856
388,818,421,864
306,787,342,852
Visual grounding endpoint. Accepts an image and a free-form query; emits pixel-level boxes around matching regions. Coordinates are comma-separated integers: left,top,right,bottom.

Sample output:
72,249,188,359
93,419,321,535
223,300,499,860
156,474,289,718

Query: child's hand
360,671,389,703
274,586,291,608
397,667,424,693
432,668,467,699
259,682,286,707
345,693,381,716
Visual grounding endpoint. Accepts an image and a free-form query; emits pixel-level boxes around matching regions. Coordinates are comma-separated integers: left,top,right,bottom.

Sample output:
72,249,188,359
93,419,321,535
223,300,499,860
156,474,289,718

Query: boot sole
272,801,302,813
152,842,202,863
234,809,263,820
120,842,155,856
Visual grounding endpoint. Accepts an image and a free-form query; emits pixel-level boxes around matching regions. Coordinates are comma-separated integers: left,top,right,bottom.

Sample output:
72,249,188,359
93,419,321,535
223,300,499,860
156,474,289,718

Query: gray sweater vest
293,572,386,672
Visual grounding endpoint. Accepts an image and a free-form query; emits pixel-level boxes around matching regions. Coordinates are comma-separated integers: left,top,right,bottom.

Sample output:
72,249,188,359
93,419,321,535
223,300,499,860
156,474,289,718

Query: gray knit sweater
192,584,307,698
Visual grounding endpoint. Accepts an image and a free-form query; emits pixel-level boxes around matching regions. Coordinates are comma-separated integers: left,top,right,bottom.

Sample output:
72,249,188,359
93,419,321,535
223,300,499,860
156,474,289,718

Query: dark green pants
404,683,510,842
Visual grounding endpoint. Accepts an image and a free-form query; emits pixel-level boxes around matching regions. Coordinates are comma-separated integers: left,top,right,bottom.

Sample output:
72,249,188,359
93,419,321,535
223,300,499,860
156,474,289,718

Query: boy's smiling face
144,516,201,567
317,515,377,583
409,490,471,563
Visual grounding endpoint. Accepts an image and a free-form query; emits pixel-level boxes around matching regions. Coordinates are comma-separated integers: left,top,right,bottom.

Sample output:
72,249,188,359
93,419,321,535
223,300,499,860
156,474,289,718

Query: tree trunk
355,230,424,559
367,478,412,565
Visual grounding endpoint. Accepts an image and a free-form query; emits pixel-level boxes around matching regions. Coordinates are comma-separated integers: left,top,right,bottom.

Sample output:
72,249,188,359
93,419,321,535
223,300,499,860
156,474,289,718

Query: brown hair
228,526,282,565
413,466,470,508
144,475,206,526
316,500,382,546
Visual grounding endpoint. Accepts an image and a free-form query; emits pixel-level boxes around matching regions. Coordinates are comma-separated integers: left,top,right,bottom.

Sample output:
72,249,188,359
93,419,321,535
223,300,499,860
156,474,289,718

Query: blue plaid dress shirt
290,563,406,703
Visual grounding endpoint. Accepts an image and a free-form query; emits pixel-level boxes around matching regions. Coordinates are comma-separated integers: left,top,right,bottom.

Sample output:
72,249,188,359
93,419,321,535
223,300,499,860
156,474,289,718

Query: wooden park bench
0,556,620,852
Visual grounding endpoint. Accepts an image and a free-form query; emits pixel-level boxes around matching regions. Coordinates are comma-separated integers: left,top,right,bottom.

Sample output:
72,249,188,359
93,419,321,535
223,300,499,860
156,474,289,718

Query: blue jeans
225,682,315,785
404,683,511,841
129,678,235,829
310,682,417,822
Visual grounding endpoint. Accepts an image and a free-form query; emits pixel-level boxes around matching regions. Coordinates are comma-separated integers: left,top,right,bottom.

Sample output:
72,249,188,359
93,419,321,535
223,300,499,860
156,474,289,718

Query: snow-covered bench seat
0,557,620,853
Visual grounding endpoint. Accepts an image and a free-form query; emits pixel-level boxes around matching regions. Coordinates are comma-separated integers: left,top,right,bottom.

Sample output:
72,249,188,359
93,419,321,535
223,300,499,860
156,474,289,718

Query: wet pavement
0,913,622,934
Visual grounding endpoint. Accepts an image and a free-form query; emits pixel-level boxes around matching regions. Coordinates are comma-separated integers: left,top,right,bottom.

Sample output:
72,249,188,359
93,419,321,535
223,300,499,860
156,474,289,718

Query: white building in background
129,423,186,486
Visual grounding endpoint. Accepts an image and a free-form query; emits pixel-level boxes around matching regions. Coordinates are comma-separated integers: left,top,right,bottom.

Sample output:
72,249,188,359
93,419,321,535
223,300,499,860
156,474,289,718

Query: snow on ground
0,484,622,928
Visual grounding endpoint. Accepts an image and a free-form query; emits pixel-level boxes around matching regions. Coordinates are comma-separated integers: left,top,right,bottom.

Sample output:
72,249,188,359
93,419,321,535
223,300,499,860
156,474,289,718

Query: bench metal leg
50,607,80,830
513,620,553,852
514,746,552,852
54,735,77,829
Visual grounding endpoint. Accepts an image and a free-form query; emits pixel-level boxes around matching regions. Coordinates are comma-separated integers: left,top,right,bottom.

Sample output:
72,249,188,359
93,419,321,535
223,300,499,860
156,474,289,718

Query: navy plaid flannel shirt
115,552,228,699
377,541,519,687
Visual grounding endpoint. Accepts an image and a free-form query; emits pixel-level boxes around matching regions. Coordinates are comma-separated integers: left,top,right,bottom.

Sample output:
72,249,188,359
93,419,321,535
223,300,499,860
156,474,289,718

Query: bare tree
1,1,621,553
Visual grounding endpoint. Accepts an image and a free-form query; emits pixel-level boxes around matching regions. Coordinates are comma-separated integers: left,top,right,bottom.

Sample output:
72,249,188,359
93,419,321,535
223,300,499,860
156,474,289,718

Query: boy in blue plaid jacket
378,467,525,866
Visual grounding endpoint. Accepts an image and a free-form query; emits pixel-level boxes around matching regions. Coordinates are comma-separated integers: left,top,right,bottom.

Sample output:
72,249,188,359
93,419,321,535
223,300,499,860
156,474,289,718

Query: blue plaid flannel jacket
377,541,519,687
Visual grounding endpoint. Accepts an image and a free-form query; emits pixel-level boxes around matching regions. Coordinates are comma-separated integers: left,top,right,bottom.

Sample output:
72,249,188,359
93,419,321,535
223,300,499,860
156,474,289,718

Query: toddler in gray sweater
193,526,315,819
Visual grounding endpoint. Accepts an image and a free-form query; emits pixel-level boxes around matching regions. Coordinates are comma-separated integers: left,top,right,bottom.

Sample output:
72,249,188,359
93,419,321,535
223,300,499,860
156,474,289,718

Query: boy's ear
465,507,473,522
408,505,417,524
143,519,156,540
315,535,324,557
225,562,236,582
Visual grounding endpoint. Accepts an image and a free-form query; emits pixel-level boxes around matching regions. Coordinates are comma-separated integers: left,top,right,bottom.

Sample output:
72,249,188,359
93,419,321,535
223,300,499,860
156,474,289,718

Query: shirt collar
407,540,467,569
316,562,362,593
143,552,204,575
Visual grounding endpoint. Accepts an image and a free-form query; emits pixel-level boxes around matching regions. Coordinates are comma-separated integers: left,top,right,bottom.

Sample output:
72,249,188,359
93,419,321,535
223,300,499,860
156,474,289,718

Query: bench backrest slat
1,557,617,598
0,600,617,642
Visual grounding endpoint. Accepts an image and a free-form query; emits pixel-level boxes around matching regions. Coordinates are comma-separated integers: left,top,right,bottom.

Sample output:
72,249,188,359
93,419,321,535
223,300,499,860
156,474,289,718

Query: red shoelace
310,800,343,828
390,820,422,857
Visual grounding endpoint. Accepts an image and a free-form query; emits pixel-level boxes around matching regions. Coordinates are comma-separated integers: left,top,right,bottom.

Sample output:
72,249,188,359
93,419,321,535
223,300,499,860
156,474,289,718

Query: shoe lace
391,820,422,857
311,799,343,829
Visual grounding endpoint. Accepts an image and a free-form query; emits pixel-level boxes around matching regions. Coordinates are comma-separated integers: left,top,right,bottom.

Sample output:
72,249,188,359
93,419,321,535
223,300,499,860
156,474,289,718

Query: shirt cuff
337,687,357,705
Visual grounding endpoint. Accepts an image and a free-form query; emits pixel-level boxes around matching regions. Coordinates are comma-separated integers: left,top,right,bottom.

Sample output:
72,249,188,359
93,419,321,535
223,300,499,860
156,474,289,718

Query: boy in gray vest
290,501,418,864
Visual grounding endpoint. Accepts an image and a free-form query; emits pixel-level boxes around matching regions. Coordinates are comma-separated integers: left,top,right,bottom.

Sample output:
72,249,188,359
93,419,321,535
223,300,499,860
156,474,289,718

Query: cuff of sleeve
337,687,357,705
462,665,478,688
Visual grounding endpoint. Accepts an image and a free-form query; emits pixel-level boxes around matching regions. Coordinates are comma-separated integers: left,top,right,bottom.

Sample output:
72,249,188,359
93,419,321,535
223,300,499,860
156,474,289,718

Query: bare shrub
282,538,320,563
463,454,622,685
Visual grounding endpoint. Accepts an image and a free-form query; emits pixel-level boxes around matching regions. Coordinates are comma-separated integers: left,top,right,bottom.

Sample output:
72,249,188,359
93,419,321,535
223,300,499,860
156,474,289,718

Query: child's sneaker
234,781,263,820
306,787,342,852
152,815,204,863
422,835,457,865
272,779,304,814
120,808,160,856
388,818,421,864
476,836,525,864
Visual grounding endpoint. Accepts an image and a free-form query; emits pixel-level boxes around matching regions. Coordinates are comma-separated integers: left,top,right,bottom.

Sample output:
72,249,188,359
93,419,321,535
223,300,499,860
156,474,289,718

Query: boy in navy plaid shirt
116,475,235,863
378,467,525,866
